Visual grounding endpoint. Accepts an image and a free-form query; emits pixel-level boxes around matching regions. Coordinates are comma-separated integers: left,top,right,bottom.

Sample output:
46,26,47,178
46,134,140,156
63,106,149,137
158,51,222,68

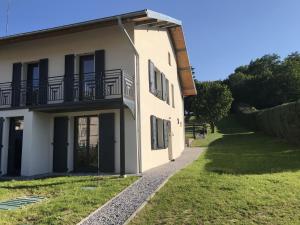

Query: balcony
0,69,135,113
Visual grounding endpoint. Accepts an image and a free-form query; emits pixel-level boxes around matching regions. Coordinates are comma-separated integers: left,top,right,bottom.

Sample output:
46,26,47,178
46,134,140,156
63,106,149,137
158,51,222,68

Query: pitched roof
0,9,196,96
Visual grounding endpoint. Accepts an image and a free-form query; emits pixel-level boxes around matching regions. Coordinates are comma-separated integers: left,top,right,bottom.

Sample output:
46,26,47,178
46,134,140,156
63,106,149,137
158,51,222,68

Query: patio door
74,116,99,172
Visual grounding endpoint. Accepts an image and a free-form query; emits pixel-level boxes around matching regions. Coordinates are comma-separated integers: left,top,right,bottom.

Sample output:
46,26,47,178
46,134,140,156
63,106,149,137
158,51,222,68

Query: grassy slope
131,116,300,225
0,176,137,225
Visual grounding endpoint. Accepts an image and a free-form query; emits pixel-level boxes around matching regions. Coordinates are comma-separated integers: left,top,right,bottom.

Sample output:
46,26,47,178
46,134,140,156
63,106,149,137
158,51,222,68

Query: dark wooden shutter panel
0,118,4,174
39,59,48,104
95,50,105,99
64,54,75,102
163,120,169,148
149,60,156,94
151,115,158,149
162,73,167,101
11,63,22,107
166,78,169,104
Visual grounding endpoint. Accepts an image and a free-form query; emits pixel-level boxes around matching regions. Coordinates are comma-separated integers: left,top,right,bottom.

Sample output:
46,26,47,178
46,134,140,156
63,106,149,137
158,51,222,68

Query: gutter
117,17,142,174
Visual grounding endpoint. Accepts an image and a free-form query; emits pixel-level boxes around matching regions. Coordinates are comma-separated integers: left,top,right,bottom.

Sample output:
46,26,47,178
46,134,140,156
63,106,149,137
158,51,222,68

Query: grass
131,116,300,225
0,175,137,225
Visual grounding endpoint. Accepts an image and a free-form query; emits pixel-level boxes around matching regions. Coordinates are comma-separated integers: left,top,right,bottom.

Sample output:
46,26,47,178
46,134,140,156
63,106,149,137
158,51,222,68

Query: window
150,115,170,150
171,84,175,108
148,60,170,105
168,52,171,66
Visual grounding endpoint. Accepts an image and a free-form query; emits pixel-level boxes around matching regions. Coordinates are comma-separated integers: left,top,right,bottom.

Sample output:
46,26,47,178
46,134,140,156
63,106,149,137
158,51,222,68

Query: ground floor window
150,115,170,150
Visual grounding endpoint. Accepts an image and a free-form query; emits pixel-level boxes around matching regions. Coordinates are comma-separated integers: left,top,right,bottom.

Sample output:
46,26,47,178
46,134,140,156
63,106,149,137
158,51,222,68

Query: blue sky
0,0,300,81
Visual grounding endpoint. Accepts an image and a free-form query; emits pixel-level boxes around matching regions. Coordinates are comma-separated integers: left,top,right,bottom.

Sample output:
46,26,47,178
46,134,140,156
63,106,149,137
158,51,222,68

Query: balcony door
74,116,99,172
26,63,40,105
79,55,95,100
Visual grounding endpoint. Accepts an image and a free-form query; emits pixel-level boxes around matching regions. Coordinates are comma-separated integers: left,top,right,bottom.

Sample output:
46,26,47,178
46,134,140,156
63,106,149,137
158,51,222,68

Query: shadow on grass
204,116,300,175
0,176,120,189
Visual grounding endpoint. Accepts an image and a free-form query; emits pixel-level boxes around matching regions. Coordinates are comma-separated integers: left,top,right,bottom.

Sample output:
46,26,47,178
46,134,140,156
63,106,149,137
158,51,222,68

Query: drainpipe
117,17,142,174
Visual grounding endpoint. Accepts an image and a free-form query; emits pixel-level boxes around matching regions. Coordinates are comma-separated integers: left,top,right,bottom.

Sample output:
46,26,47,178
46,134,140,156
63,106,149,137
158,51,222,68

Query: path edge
123,147,204,225
77,175,142,225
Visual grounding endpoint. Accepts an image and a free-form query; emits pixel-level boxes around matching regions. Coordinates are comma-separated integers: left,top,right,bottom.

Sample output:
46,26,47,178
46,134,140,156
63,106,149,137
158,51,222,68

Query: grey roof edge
146,9,182,26
0,9,182,41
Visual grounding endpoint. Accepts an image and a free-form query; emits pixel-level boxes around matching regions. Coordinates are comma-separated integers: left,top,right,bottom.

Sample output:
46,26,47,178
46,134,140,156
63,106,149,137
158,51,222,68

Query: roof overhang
0,9,196,96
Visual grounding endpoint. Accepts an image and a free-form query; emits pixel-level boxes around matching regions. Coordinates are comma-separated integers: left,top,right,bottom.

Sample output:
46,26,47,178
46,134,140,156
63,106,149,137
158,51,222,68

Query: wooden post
193,124,196,139
120,106,125,176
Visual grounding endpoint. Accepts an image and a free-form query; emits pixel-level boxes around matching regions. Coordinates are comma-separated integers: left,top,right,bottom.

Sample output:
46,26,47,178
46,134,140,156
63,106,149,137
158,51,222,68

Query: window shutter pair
64,50,105,102
148,60,156,94
12,59,48,106
150,115,158,149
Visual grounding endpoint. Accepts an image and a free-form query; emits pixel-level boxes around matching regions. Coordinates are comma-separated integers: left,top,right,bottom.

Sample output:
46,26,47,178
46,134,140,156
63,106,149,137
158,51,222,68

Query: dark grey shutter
39,58,48,104
149,60,156,94
11,63,22,107
0,117,4,174
166,78,169,104
64,54,75,102
162,73,167,101
163,120,169,148
95,50,105,99
151,115,157,149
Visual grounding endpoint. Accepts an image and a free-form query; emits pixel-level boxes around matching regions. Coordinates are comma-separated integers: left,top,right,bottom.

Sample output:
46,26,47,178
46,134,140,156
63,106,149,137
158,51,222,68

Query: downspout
117,17,142,174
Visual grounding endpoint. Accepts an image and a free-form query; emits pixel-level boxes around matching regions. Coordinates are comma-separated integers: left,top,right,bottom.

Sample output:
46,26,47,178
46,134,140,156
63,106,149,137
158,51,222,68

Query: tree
192,81,233,133
226,53,300,109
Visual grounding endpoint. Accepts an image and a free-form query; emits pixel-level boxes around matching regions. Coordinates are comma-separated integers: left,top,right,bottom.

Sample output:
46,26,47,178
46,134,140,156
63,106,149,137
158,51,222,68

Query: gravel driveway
79,147,203,225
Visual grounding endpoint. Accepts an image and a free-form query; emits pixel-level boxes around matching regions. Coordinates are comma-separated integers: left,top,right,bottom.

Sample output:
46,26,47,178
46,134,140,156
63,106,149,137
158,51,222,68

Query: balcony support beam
120,105,125,176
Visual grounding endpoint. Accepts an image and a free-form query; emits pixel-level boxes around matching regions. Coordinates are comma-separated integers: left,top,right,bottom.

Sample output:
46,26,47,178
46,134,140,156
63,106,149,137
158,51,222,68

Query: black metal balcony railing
0,69,135,109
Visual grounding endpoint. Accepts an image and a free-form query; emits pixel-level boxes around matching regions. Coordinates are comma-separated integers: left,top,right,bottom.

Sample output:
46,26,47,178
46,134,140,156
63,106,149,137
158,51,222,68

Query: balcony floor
29,98,124,113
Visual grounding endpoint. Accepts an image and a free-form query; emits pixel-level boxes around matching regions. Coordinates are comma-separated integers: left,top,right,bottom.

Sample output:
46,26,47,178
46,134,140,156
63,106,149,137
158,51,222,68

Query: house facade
0,10,196,176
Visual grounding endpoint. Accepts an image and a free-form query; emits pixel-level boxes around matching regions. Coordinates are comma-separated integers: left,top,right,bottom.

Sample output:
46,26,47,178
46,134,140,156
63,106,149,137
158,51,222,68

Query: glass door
26,63,40,105
79,55,95,100
74,116,99,172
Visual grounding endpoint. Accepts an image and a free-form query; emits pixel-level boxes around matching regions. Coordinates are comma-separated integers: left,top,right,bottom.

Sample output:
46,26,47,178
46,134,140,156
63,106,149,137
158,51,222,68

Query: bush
236,101,300,145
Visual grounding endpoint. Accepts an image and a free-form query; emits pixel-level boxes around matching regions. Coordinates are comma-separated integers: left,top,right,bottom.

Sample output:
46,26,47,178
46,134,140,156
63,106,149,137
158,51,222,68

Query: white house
0,10,196,177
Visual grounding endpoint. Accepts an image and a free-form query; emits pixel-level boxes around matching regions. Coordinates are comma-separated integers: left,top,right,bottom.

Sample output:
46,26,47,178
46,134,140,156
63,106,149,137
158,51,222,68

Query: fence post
193,124,196,139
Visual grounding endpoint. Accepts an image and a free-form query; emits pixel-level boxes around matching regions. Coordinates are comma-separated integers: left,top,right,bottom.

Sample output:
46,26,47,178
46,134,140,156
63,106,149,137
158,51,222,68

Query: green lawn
131,116,300,225
0,175,137,225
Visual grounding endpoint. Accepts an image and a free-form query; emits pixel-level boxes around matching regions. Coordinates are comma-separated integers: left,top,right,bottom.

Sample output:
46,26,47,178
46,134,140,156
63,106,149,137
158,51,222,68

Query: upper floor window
27,63,40,89
149,60,170,104
168,52,171,66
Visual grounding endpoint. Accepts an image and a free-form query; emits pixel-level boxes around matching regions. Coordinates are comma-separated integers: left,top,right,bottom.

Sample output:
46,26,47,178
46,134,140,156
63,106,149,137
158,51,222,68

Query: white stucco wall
0,24,135,83
0,108,137,176
135,27,185,172
0,24,138,176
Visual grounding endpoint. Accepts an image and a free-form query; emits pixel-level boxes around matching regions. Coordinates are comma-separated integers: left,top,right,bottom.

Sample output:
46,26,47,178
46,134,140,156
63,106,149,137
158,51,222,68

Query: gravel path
79,147,203,225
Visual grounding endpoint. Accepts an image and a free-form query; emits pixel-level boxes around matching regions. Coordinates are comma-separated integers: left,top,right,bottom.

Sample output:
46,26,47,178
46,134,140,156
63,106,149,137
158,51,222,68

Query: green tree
226,53,300,109
192,81,233,133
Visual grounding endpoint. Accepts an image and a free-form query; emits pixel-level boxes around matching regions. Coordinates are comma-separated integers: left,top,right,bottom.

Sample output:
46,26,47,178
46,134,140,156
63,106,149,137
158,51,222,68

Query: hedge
236,101,300,145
